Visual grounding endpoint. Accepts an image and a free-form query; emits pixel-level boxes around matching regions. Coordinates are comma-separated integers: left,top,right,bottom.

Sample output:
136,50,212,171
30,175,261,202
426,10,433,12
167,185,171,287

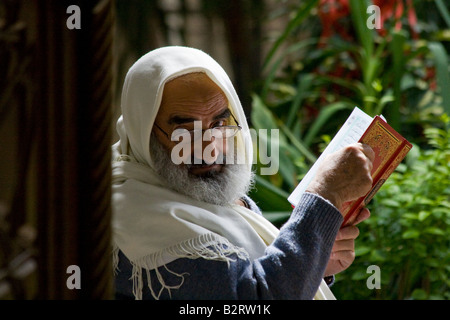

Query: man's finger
352,208,371,226
336,225,360,241
360,143,375,162
329,250,355,263
331,239,355,252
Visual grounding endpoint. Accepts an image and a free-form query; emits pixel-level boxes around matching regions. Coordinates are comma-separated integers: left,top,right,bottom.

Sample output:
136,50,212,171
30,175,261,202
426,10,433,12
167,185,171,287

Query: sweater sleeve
114,192,343,300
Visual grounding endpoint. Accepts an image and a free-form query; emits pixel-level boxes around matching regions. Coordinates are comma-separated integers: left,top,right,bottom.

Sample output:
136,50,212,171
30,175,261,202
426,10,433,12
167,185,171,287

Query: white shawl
111,46,335,300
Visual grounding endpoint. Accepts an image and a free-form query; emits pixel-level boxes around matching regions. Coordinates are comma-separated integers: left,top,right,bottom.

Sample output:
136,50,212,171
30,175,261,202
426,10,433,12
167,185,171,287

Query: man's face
150,72,253,206
153,72,230,176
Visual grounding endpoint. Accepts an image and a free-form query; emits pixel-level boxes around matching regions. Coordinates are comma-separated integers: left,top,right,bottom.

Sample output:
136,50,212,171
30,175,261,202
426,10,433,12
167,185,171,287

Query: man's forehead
157,73,229,123
167,71,209,83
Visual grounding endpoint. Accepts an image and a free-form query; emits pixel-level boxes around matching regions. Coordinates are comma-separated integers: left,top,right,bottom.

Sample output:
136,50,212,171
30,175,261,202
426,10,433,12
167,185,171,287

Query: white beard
150,133,254,206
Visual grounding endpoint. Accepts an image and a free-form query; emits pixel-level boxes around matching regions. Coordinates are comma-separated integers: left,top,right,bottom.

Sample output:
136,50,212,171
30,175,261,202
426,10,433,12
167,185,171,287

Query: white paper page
288,107,374,206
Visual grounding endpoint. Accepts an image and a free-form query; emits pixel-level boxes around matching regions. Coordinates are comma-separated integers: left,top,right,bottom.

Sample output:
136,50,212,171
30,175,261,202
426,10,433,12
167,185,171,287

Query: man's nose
193,132,220,164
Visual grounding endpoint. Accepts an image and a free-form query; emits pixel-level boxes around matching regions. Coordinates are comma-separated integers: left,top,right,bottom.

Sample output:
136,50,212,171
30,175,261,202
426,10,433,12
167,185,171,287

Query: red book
341,116,412,226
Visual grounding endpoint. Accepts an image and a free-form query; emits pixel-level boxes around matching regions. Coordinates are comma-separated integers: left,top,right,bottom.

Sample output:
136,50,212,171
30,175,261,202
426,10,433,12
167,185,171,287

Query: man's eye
213,120,226,127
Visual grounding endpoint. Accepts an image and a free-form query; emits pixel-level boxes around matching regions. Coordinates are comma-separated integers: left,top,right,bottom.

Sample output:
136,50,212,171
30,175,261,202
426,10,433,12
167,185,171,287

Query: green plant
332,114,450,300
256,0,450,146
252,0,450,223
250,0,450,298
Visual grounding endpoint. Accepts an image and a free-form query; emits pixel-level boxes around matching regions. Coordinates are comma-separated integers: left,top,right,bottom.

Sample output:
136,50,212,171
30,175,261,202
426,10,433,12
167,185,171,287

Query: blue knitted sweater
114,192,343,300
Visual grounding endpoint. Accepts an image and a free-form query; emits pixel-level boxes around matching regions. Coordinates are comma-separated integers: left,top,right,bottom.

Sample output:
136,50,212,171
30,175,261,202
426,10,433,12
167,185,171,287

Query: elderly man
112,46,374,300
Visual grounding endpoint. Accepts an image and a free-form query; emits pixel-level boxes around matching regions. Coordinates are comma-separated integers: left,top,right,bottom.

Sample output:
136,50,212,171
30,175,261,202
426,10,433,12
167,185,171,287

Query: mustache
185,154,227,168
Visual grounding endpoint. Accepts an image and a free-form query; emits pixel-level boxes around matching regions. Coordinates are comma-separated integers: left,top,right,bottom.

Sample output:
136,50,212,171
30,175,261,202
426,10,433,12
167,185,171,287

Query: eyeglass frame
153,110,242,142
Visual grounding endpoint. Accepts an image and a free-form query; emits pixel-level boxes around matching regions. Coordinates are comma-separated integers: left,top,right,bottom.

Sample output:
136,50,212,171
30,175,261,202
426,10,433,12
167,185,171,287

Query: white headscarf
111,46,334,300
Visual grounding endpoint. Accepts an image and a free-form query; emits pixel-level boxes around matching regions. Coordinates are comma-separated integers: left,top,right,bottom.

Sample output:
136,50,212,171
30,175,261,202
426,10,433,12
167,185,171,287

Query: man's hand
306,143,375,212
324,207,370,276
305,143,375,276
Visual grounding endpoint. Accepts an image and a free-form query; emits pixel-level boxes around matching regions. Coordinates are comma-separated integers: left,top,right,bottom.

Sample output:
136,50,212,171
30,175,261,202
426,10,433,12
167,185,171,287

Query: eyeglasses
154,111,242,143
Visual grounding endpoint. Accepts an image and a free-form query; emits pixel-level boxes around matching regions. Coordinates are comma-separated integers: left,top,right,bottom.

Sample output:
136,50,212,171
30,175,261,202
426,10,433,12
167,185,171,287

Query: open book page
288,107,376,207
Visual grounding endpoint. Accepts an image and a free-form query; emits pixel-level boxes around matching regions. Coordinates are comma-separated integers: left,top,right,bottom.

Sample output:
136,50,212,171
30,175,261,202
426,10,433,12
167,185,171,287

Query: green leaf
440,201,450,209
303,102,353,147
370,249,387,262
262,40,317,100
262,211,292,226
388,30,408,129
418,211,432,221
403,213,418,220
425,259,440,268
263,0,320,70
380,199,400,207
424,227,445,236
351,269,368,281
413,242,427,258
436,0,450,28
396,193,413,204
428,42,450,114
251,94,279,130
315,74,366,97
417,198,435,206
286,73,314,129
278,121,317,163
411,289,428,300
355,246,371,257
402,230,420,239
249,175,292,212
277,146,301,189
349,0,373,57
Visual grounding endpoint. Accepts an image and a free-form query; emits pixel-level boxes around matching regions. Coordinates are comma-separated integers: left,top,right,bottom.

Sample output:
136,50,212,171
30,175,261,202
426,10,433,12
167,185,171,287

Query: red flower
318,0,352,44
318,0,419,41
373,0,419,38
424,66,437,91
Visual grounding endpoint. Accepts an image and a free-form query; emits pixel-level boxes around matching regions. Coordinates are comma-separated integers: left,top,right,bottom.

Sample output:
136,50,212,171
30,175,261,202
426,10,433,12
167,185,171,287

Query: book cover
341,116,412,226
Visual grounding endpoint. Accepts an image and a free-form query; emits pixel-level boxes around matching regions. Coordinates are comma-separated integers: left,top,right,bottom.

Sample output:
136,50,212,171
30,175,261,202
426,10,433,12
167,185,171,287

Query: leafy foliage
333,114,450,300
250,0,450,299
